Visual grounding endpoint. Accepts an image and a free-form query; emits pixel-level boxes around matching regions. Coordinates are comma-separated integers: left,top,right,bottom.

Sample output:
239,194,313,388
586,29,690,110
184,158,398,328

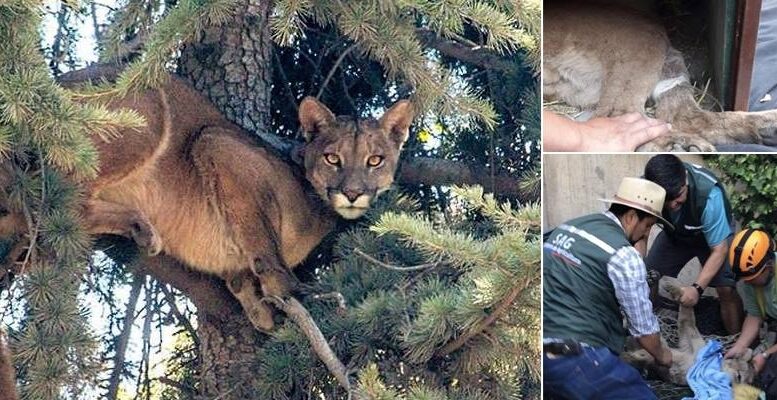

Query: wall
542,154,704,229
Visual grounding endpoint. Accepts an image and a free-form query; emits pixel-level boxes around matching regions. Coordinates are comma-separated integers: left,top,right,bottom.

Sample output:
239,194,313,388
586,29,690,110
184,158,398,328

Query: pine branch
158,283,200,348
316,43,358,99
414,27,517,73
312,292,347,313
435,281,527,357
106,273,143,400
399,157,530,201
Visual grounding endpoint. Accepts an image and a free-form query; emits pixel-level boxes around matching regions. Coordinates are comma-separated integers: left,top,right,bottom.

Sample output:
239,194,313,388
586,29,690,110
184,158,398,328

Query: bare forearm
735,315,762,349
637,333,669,365
696,243,727,288
543,110,582,151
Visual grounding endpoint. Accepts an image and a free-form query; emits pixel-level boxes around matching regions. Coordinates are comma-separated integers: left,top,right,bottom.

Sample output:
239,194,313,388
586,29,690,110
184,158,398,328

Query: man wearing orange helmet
725,228,777,375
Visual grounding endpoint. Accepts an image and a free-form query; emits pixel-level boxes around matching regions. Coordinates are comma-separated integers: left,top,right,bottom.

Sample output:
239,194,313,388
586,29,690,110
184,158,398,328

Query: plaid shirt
603,212,660,337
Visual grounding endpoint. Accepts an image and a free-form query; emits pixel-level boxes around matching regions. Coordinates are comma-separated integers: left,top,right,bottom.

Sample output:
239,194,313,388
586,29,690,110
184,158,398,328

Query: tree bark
196,312,265,399
177,0,272,135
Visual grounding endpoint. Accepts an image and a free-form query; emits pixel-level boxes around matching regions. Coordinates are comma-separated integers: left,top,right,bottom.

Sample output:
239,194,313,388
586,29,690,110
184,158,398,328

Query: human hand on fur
578,113,671,151
679,286,700,306
543,111,671,152
725,344,748,359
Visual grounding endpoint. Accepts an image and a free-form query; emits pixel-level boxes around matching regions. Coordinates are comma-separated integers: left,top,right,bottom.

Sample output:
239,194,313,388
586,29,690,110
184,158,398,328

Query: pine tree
0,0,540,398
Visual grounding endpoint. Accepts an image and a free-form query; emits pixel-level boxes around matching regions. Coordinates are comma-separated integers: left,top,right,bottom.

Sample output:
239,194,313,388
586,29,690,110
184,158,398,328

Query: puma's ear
379,100,414,148
299,97,336,142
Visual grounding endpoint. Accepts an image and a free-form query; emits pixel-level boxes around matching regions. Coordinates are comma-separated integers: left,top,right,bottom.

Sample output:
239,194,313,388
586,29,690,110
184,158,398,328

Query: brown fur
622,277,755,386
0,329,17,400
544,1,777,151
0,74,413,331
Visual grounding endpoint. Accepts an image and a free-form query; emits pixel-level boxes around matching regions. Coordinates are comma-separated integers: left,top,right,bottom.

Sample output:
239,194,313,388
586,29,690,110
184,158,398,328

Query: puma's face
723,351,756,385
298,97,413,219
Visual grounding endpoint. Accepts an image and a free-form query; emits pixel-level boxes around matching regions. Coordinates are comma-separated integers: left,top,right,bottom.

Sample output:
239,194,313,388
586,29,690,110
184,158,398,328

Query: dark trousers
645,231,736,287
543,346,657,400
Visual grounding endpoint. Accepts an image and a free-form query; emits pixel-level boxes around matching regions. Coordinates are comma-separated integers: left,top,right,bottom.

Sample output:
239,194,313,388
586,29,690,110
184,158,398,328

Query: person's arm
680,242,727,305
725,314,762,358
607,247,672,364
543,110,670,152
754,342,777,373
680,187,731,306
638,333,673,367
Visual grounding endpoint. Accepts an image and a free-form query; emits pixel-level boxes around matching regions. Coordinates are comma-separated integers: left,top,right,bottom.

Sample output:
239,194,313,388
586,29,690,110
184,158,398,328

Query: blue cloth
683,340,733,400
701,187,732,248
543,346,657,399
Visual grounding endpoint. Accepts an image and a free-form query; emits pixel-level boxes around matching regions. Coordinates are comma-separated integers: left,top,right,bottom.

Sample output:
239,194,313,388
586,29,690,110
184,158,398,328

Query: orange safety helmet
729,228,776,281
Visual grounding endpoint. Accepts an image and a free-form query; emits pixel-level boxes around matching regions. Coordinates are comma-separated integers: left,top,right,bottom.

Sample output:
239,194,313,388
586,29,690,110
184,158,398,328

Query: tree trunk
175,1,274,397
178,0,272,135
137,256,268,399
196,312,265,399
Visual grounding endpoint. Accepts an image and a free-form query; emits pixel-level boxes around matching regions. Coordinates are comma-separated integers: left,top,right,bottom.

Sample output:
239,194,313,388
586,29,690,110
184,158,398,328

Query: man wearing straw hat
544,177,673,399
644,154,743,335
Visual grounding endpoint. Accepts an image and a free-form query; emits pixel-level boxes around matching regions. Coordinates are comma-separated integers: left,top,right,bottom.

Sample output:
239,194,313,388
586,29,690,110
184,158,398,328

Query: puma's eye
367,155,384,167
324,153,341,166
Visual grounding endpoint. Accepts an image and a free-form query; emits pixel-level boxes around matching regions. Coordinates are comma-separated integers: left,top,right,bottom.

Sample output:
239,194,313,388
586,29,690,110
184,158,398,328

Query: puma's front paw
245,302,275,332
131,219,163,256
636,134,716,152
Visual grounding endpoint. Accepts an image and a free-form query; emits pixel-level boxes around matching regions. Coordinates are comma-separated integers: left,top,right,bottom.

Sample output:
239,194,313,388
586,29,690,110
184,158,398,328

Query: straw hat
598,177,673,229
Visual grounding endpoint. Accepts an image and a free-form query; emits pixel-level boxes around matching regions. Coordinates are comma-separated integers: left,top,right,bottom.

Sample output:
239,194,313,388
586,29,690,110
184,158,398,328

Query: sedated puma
543,1,777,151
0,69,413,331
622,277,756,387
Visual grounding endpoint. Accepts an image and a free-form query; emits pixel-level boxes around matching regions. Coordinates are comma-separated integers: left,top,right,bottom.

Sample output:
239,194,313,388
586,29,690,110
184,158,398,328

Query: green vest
543,213,632,353
663,163,732,243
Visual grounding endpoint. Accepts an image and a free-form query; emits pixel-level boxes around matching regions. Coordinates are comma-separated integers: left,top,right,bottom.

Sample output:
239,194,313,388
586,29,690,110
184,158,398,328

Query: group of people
543,154,777,399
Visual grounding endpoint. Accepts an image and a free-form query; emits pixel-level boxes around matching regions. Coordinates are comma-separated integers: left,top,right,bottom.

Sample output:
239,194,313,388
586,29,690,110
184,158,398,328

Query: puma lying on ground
544,1,777,151
0,69,413,331
622,277,755,386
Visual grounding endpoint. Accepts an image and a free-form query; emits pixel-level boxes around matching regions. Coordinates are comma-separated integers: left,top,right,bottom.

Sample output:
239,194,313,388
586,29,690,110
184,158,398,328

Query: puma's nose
342,189,363,203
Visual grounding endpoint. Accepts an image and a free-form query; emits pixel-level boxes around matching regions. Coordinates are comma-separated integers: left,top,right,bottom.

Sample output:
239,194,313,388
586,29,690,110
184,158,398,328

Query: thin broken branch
316,43,358,99
353,248,438,272
266,296,351,393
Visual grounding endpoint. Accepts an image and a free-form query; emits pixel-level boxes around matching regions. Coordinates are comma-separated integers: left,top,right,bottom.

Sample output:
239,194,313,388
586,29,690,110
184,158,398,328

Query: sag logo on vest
551,233,575,249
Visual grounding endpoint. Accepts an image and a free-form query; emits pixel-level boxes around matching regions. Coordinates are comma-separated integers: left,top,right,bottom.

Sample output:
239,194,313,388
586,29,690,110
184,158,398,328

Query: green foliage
253,187,540,399
707,155,777,234
0,1,143,396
